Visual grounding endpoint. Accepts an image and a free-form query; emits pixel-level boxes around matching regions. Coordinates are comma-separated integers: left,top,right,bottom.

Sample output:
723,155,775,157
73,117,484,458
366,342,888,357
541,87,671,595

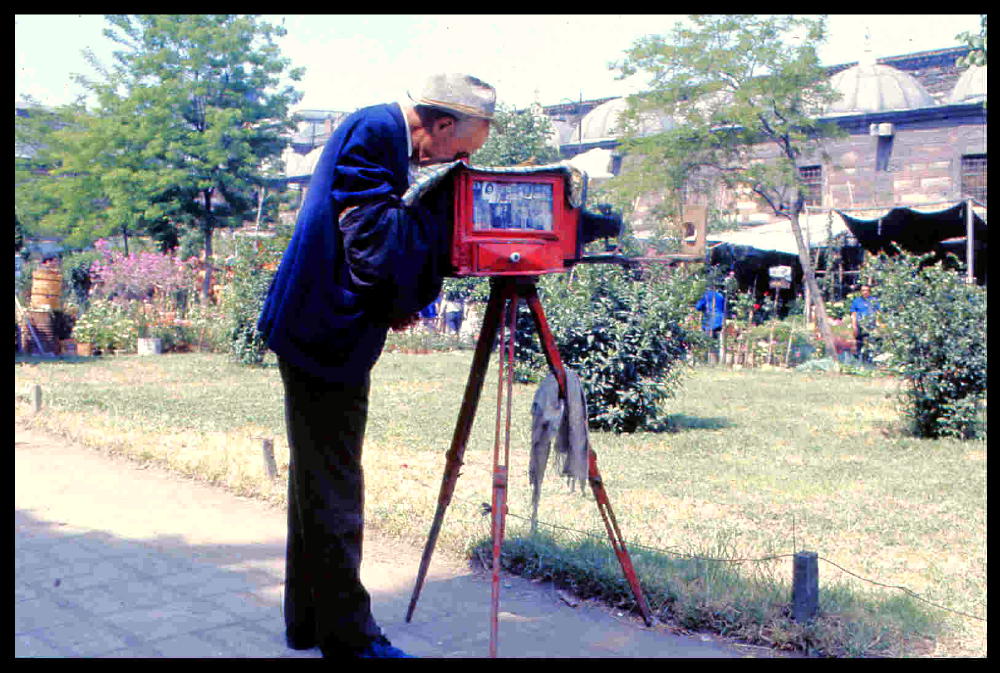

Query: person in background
442,292,464,334
419,296,440,330
850,284,879,363
695,286,726,363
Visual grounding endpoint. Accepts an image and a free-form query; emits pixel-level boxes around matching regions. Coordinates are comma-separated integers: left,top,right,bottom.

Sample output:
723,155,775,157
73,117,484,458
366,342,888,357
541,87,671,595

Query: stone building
535,45,987,292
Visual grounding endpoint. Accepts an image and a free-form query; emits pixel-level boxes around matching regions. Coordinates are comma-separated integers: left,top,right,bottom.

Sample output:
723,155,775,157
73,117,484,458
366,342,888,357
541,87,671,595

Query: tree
60,14,303,299
956,14,987,67
471,101,560,167
14,99,75,241
612,14,845,361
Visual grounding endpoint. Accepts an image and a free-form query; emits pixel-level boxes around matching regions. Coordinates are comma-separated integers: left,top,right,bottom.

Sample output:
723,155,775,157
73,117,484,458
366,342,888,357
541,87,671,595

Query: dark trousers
278,357,381,655
855,330,869,362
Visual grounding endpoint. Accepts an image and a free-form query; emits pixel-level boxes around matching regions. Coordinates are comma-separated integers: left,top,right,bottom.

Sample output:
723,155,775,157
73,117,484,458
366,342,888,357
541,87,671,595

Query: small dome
824,63,936,115
578,97,674,142
949,64,987,104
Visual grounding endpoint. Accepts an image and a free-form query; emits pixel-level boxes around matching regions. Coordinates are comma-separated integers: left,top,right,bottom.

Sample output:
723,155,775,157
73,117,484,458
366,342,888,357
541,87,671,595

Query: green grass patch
14,351,986,657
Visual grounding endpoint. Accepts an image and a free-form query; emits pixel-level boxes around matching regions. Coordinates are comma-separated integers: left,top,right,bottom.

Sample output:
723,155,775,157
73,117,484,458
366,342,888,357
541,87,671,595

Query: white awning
706,212,851,255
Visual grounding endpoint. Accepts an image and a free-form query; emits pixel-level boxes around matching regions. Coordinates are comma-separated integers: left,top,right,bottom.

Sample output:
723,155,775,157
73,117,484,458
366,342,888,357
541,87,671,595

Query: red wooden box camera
451,167,582,277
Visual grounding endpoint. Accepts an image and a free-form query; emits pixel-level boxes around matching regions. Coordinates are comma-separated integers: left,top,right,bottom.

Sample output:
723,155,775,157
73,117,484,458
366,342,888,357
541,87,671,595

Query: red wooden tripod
404,276,653,657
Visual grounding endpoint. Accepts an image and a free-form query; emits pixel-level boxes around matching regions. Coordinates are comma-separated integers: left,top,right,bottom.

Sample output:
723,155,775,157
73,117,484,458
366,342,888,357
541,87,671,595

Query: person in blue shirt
695,287,727,364
695,287,726,337
850,284,879,362
256,74,495,659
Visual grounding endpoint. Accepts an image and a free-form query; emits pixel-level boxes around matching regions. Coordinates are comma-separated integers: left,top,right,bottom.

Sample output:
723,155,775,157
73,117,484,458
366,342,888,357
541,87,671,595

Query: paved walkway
15,425,783,658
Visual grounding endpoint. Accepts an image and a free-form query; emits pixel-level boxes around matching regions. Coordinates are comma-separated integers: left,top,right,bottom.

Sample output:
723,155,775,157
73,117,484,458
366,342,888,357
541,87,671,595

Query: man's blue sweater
257,103,449,384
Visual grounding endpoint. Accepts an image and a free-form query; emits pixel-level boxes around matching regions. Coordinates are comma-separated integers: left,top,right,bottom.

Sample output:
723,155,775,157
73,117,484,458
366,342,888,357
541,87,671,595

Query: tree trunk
787,211,839,365
121,224,130,257
201,190,215,303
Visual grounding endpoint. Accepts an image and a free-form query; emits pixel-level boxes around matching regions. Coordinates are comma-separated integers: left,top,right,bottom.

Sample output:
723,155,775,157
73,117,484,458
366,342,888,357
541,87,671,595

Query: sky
14,14,983,112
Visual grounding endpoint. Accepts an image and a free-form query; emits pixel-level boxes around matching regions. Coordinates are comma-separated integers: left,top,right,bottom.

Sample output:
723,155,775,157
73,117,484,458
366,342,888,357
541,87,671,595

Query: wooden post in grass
261,438,278,479
792,550,819,622
31,385,42,413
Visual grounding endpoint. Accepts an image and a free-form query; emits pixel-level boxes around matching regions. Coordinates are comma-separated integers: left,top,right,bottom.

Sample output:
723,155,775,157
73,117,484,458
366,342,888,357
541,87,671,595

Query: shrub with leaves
516,263,700,433
869,252,987,439
218,239,282,365
70,297,139,352
60,250,102,310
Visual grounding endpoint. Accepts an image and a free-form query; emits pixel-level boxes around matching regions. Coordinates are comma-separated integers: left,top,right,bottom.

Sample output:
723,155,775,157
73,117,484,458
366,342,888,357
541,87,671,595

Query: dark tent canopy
838,202,987,283
708,243,802,315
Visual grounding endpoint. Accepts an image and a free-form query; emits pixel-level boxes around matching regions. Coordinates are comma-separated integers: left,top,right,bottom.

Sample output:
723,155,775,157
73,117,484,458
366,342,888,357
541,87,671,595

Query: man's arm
338,188,451,326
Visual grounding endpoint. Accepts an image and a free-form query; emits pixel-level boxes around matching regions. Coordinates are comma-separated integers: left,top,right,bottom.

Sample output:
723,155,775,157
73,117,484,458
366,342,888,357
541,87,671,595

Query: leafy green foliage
869,253,987,439
515,264,701,432
471,102,559,167
70,298,139,352
14,101,76,240
60,249,103,309
217,238,282,365
956,15,987,67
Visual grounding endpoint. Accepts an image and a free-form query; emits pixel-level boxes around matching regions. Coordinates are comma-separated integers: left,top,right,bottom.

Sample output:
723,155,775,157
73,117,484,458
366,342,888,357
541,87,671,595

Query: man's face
860,285,871,298
414,117,491,166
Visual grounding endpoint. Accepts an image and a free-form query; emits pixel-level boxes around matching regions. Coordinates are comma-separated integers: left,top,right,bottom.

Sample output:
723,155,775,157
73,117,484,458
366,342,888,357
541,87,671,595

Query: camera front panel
451,169,580,277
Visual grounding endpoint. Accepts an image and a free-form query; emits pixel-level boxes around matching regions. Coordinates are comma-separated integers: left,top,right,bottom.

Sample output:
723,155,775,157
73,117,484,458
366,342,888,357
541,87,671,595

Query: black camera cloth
339,184,453,328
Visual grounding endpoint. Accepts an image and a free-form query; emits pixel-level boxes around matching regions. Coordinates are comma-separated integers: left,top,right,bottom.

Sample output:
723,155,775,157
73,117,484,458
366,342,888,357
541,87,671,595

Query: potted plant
70,308,99,356
72,299,139,355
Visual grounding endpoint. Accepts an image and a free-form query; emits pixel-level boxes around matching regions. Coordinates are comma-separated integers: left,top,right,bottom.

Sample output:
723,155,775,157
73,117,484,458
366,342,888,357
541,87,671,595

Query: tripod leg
489,286,519,658
405,280,505,623
526,285,654,628
588,450,655,627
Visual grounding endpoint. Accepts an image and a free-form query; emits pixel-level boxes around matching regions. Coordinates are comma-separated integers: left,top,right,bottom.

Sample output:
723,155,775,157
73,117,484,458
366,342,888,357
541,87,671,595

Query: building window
799,165,822,207
961,154,987,204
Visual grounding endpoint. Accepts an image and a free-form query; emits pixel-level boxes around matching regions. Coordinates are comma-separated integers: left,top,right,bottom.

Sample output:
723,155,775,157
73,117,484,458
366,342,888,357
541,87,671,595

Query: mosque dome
578,97,675,142
948,64,987,105
824,62,936,115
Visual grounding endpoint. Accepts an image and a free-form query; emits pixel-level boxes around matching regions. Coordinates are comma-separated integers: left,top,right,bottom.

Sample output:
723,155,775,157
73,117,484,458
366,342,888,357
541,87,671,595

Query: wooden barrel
31,267,63,311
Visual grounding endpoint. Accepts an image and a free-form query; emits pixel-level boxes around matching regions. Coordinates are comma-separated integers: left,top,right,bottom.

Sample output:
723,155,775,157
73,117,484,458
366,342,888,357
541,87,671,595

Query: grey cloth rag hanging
529,369,590,532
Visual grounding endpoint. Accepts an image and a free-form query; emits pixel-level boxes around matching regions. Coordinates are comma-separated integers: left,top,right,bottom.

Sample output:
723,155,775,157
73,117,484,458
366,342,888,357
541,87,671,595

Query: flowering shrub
82,238,203,339
176,301,229,352
824,299,848,321
88,239,199,335
217,239,280,365
71,298,139,352
90,239,196,301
